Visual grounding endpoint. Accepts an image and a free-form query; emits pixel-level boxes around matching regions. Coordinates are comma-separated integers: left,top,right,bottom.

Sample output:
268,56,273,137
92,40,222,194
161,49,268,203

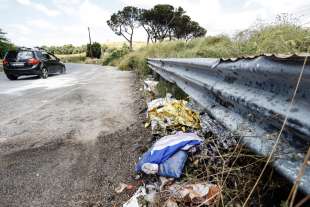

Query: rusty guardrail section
147,55,310,194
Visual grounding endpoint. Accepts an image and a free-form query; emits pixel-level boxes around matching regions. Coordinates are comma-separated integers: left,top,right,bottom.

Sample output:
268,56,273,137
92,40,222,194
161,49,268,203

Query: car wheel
6,74,18,80
40,67,48,79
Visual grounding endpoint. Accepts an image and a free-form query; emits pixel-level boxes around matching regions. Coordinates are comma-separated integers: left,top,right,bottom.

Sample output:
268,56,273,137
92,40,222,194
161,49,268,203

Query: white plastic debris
164,199,178,207
144,80,159,93
115,182,134,194
141,163,159,175
123,186,146,207
146,93,174,112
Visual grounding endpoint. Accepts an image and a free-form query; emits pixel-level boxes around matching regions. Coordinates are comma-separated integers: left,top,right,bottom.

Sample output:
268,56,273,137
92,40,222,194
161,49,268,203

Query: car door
48,53,62,73
42,53,54,73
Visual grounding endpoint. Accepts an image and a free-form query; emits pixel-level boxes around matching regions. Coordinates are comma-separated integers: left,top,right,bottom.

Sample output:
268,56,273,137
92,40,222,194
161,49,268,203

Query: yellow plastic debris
146,99,201,135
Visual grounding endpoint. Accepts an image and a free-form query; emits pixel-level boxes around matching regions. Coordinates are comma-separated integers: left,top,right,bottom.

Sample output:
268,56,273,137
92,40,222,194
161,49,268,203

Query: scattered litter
115,182,135,194
144,80,159,94
146,97,201,135
164,199,178,207
167,182,220,205
122,94,221,206
144,184,160,204
123,186,146,207
146,94,174,112
159,150,188,178
134,175,141,180
121,88,283,206
136,132,202,178
160,177,175,191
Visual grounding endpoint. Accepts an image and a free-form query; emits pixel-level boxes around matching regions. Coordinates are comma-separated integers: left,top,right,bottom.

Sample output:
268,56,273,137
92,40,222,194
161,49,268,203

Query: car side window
49,53,57,61
36,51,43,59
42,53,51,60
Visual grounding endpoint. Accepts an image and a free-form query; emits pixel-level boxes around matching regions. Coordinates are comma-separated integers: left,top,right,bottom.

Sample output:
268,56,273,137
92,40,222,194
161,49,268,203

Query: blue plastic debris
159,150,188,178
136,132,202,178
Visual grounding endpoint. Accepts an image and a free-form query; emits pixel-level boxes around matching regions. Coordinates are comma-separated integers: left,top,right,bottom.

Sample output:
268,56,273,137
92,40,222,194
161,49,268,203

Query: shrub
86,42,102,58
116,23,310,77
102,44,130,66
235,24,310,54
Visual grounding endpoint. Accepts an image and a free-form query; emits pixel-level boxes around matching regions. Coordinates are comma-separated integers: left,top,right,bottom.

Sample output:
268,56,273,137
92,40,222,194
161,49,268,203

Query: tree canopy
0,29,14,58
107,4,207,45
107,6,140,50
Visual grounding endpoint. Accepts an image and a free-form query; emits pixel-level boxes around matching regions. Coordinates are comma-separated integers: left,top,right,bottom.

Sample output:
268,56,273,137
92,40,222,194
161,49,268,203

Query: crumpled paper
167,183,220,205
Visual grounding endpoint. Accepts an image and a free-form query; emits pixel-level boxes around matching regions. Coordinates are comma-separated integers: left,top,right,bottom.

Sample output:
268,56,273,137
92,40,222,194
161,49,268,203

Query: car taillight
2,59,8,65
27,58,40,65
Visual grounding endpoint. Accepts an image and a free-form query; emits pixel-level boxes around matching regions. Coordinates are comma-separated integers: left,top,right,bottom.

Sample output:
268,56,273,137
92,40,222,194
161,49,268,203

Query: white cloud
6,0,120,46
16,0,31,5
5,0,310,46
8,24,32,35
78,0,110,27
16,0,60,16
53,0,83,15
27,19,55,30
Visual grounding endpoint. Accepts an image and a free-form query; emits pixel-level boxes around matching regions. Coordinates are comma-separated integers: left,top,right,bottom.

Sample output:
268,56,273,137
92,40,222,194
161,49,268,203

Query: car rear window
5,51,34,61
17,51,33,60
5,51,18,60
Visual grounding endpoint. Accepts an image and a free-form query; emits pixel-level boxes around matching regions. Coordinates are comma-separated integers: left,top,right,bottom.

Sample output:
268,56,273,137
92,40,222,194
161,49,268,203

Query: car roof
12,47,47,52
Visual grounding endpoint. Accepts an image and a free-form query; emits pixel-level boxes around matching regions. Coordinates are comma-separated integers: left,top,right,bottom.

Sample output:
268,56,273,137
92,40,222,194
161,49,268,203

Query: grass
116,23,310,76
104,41,146,50
57,53,86,63
182,137,289,206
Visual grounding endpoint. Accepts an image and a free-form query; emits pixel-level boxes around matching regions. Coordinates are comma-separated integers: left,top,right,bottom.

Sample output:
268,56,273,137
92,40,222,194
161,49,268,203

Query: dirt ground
0,64,151,207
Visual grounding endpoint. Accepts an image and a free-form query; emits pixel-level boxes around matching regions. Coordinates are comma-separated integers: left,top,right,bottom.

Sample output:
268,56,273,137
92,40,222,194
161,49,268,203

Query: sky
0,0,309,47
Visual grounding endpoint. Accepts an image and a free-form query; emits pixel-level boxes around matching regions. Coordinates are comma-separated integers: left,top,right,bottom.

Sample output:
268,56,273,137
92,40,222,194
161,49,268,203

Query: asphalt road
0,64,150,206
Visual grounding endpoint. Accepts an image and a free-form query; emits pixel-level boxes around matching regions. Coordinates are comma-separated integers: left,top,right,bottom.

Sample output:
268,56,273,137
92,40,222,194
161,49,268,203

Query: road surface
0,64,150,207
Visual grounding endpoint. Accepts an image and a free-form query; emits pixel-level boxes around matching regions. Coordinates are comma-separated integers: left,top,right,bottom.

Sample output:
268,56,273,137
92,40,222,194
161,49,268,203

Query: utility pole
88,27,92,58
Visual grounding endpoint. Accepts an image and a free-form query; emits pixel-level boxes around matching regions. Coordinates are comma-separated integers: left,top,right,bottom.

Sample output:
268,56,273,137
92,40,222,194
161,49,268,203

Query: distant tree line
0,29,14,59
41,44,87,55
42,43,106,58
107,4,207,49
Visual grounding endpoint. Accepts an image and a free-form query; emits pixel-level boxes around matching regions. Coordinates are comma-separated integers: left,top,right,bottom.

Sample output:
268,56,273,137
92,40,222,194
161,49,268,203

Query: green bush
86,42,102,58
102,44,130,66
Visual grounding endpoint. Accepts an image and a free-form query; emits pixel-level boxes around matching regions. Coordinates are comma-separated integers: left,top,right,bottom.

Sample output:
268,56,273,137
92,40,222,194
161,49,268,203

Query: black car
2,47,66,80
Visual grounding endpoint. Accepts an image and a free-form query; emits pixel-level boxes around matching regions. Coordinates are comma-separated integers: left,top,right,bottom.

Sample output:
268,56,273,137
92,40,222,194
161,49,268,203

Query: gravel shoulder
0,64,151,207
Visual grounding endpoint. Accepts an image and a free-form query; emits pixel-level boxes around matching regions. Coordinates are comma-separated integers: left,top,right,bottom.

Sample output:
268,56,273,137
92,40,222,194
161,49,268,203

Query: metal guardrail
147,55,310,194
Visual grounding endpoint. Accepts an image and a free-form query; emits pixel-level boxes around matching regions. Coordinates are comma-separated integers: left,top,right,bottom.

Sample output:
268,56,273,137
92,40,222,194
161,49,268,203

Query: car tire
6,74,18,80
40,67,48,79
